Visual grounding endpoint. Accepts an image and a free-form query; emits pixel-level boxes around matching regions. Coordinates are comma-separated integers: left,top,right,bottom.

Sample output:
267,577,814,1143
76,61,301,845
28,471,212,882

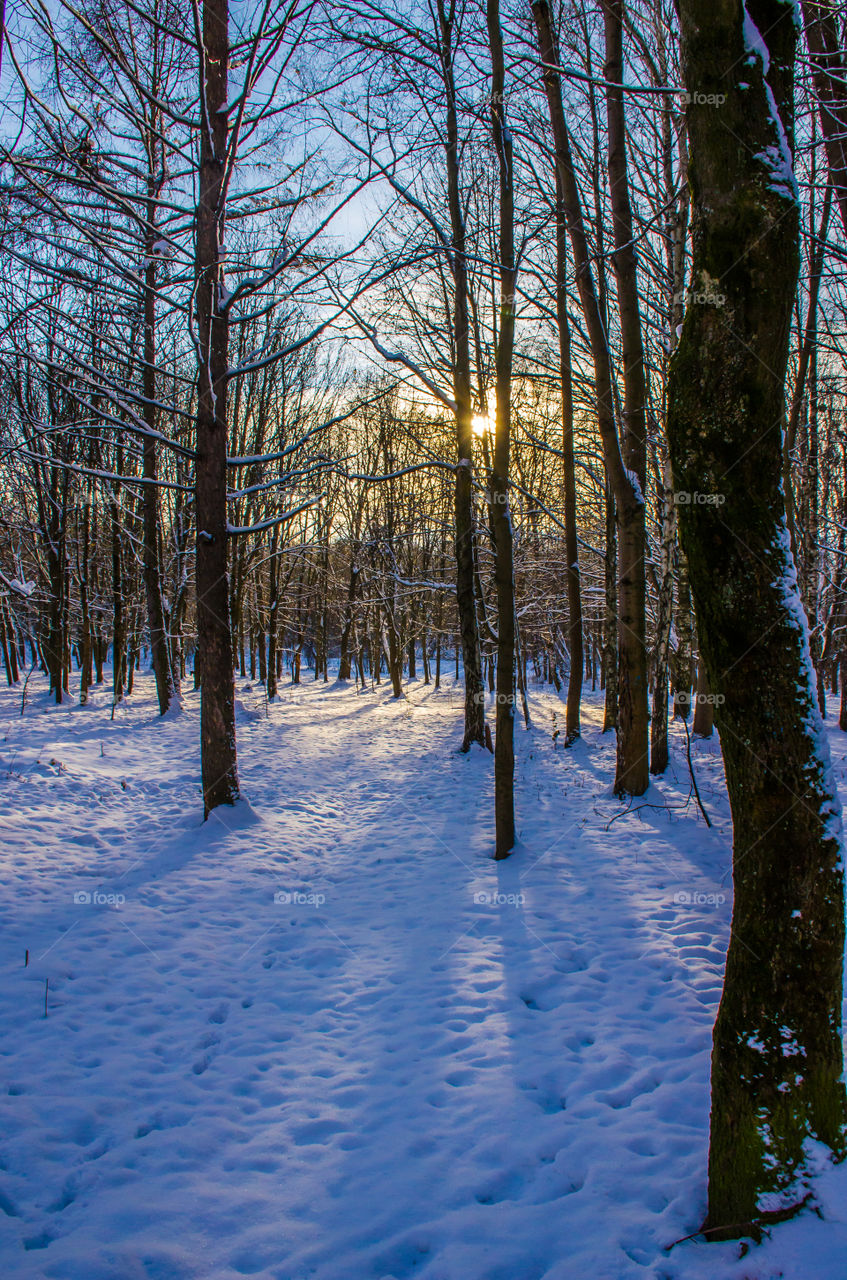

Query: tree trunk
338,551,359,680
4,601,19,685
194,0,239,814
488,0,517,858
110,492,125,710
673,551,694,718
650,452,676,773
79,499,92,705
142,187,176,717
670,0,846,1234
266,528,279,699
438,0,485,750
602,0,649,792
556,179,583,745
603,480,617,732
691,659,713,739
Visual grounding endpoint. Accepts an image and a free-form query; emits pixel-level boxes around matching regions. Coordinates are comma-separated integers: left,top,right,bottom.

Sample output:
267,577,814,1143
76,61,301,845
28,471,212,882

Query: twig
683,716,712,827
20,658,37,717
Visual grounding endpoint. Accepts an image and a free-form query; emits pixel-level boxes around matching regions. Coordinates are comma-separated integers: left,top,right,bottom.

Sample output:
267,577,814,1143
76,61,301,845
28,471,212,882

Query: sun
471,414,491,437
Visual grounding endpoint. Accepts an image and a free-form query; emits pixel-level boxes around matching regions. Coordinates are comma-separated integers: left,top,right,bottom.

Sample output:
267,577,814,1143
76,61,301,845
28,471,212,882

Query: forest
1,0,847,1276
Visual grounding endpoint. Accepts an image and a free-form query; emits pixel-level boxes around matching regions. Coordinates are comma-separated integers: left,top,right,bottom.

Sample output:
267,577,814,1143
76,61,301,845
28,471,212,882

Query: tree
193,0,239,813
669,0,847,1236
487,0,517,857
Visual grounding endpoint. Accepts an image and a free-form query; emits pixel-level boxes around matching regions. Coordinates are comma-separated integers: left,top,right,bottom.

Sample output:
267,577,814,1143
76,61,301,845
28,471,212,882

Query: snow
0,575,36,598
742,10,771,74
1,670,847,1278
741,7,800,202
771,517,842,847
625,468,645,506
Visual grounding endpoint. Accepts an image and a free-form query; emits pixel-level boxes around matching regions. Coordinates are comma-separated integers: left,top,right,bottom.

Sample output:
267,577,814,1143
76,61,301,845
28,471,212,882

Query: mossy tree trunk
669,0,846,1237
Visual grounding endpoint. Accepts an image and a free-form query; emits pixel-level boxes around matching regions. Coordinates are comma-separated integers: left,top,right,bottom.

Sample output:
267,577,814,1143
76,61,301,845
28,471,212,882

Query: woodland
1,0,847,1274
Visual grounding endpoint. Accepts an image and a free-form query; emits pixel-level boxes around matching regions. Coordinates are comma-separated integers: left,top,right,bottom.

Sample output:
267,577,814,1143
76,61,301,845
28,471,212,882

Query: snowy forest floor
1,671,847,1280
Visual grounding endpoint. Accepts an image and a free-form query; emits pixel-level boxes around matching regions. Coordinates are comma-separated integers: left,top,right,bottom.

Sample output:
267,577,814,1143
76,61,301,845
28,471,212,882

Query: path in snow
1,672,846,1279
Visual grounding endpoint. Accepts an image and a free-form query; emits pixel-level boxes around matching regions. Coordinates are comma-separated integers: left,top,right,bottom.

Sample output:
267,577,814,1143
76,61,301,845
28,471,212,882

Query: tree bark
488,0,517,858
692,658,714,739
110,487,125,710
194,0,239,814
437,0,485,751
650,450,676,772
142,183,176,717
602,0,649,793
673,551,694,718
603,479,617,732
556,180,583,745
338,552,359,681
669,0,846,1235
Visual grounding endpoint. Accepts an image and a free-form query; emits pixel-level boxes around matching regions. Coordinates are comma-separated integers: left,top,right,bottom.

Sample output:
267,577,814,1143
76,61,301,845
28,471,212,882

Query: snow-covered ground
1,668,846,1279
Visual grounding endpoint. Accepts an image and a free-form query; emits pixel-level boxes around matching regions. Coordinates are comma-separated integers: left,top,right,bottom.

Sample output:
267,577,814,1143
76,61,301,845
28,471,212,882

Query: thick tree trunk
438,0,485,750
556,182,583,746
266,530,279,700
79,500,92,705
110,493,125,709
670,0,846,1235
142,193,176,717
385,597,403,699
194,0,239,815
602,0,649,793
488,0,517,858
603,480,617,732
